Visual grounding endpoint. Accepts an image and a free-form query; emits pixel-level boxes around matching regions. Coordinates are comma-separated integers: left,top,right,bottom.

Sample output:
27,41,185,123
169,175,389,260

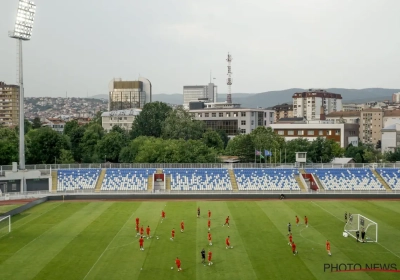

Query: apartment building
292,89,342,120
101,108,142,132
325,111,360,124
270,121,359,148
0,81,20,127
183,83,217,108
382,110,400,127
342,103,365,111
359,109,383,145
189,102,274,137
272,103,293,122
43,118,66,134
381,123,400,152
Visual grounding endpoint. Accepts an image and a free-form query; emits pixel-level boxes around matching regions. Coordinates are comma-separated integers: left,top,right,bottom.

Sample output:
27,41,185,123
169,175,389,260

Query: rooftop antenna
226,52,232,103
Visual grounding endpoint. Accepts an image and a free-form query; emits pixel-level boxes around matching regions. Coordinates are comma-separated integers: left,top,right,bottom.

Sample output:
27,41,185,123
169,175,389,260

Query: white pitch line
311,201,400,259
83,211,136,280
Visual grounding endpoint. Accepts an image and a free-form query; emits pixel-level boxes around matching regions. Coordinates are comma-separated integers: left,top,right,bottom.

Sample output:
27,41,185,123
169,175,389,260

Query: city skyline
1,0,400,98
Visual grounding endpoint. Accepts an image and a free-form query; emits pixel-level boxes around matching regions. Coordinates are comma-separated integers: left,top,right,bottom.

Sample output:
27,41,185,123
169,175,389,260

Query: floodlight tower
226,53,232,103
9,0,37,171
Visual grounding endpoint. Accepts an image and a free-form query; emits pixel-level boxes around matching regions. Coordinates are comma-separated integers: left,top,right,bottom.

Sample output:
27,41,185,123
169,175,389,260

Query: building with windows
42,118,66,134
183,83,217,108
293,89,342,120
325,111,361,124
272,103,293,122
359,109,383,145
108,77,151,111
0,81,20,127
381,123,400,152
342,103,365,111
101,108,142,132
270,121,359,148
189,101,274,137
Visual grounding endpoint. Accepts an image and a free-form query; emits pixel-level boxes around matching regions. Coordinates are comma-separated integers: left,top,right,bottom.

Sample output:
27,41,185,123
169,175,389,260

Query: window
212,113,216,117
124,117,127,120
307,130,314,135
240,129,246,134
288,130,294,135
233,113,238,117
278,130,284,135
335,130,340,135
241,112,246,117
226,113,230,117
205,113,209,117
327,130,332,135
251,120,254,125
298,130,304,135
219,113,223,117
319,130,323,136
198,113,202,117
241,120,246,125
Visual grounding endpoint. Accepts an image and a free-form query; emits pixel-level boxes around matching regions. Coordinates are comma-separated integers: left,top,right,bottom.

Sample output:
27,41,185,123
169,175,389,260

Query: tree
63,120,80,136
15,119,32,135
91,111,103,126
375,140,381,150
225,134,254,162
59,149,75,164
119,136,154,163
32,117,42,129
25,127,68,164
308,137,343,163
284,138,311,163
0,127,19,165
130,102,172,139
79,124,104,163
385,148,400,162
202,130,224,151
216,129,229,149
96,126,129,162
161,107,206,140
68,126,86,162
250,127,285,163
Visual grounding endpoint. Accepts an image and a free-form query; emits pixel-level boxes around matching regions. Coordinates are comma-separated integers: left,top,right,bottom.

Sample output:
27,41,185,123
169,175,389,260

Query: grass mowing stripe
312,201,400,260
0,202,112,280
32,202,141,280
82,202,140,280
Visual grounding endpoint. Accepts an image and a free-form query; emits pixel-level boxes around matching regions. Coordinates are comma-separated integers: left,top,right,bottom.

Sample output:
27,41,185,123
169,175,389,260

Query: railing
2,162,400,172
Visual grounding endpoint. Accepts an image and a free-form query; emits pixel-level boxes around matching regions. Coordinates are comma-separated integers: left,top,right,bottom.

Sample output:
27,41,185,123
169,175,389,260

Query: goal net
344,214,378,242
0,215,11,235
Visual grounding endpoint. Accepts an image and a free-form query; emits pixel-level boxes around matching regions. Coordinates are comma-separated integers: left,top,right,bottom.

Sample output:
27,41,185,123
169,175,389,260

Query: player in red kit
135,224,140,237
136,217,139,226
146,225,151,239
175,257,182,271
208,210,211,219
208,219,211,231
226,236,232,249
208,250,213,265
288,233,293,246
180,220,185,233
292,242,298,255
208,232,212,246
161,210,166,223
223,216,230,228
295,215,299,226
197,207,200,218
140,225,144,236
170,228,175,241
139,236,144,251
326,240,332,256
304,216,308,227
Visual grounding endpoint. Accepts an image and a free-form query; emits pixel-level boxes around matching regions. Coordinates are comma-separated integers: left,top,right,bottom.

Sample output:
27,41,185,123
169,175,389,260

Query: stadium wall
1,197,48,217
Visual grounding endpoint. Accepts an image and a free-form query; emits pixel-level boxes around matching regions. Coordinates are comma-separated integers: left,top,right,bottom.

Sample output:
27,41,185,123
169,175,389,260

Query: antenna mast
226,53,232,103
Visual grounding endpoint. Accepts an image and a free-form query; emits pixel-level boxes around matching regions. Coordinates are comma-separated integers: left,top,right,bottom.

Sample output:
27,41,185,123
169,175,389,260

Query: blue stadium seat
234,169,300,191
163,169,232,191
375,168,400,190
57,169,101,191
101,169,157,191
305,168,384,191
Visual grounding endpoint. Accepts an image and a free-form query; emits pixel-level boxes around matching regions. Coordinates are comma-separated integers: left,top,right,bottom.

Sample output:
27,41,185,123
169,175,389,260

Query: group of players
288,215,332,256
136,207,233,272
345,211,367,242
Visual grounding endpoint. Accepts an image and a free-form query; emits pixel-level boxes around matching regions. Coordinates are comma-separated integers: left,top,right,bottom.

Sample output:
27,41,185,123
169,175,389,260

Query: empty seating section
101,169,156,191
234,169,300,191
163,169,232,191
376,168,400,189
57,169,100,191
305,169,384,191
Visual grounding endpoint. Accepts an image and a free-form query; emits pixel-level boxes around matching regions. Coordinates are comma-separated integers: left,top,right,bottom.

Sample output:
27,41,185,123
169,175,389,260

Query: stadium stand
305,168,384,191
234,169,300,191
57,169,101,191
101,169,157,191
163,168,232,191
375,168,400,190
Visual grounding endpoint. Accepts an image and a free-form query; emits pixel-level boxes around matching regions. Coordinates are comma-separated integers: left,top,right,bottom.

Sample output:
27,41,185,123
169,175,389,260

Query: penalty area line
83,210,136,280
311,201,400,260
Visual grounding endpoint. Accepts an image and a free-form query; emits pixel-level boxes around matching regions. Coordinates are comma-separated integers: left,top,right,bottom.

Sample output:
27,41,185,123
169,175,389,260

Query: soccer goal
344,214,378,242
0,215,11,235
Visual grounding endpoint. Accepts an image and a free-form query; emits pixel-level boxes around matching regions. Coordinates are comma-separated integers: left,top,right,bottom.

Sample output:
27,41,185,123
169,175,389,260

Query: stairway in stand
94,169,106,193
371,169,392,192
51,171,58,193
228,169,238,192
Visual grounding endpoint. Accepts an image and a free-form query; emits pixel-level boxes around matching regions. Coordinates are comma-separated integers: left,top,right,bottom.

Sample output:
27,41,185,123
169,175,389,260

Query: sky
1,0,400,98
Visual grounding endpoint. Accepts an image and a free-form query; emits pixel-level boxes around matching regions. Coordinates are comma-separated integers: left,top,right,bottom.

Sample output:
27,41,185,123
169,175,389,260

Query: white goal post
0,215,11,234
344,214,378,242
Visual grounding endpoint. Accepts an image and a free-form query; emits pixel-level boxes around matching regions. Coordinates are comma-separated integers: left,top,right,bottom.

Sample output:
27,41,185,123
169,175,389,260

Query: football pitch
0,200,400,280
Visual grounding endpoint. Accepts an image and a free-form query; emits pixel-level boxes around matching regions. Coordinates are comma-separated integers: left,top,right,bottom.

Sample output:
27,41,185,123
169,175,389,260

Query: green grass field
0,200,400,280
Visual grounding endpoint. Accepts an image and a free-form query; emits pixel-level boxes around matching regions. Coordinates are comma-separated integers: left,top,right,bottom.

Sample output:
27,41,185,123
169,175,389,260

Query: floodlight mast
9,0,36,172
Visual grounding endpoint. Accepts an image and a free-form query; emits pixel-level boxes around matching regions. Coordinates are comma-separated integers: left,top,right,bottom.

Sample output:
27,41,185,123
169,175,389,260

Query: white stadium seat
234,169,300,191
57,169,101,191
376,168,400,190
101,169,157,191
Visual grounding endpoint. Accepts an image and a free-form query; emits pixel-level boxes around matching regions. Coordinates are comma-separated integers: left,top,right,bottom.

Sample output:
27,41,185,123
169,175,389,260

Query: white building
381,123,400,152
392,92,400,103
270,120,359,148
325,111,360,124
183,83,217,108
189,101,274,137
342,103,365,111
43,118,66,134
293,89,342,120
101,108,142,132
